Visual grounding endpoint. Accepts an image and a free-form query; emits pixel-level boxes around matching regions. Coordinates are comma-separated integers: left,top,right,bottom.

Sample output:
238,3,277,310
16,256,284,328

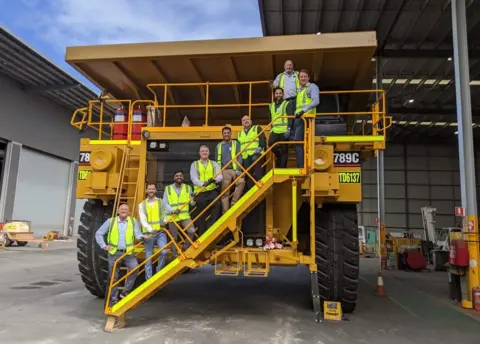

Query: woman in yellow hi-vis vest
95,203,145,306
138,183,167,280
292,69,320,168
189,145,223,236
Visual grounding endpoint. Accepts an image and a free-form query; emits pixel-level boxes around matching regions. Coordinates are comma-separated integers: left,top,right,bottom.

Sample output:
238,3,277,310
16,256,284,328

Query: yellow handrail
165,115,311,248
105,115,312,304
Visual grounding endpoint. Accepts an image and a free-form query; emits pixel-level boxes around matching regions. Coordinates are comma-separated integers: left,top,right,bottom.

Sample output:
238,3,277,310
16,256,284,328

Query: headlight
246,238,254,247
142,130,150,139
149,142,157,149
255,238,263,247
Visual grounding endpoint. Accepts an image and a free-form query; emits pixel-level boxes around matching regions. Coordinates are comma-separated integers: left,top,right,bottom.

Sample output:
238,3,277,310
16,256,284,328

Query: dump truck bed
65,32,376,126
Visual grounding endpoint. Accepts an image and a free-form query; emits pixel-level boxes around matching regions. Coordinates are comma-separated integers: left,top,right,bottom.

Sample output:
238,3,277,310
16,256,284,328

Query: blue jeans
291,118,305,168
107,252,138,303
143,230,167,279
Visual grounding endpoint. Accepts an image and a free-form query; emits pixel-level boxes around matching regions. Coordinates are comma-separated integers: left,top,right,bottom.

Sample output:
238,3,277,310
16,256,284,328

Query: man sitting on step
163,171,196,257
190,145,223,236
95,203,145,306
138,183,168,279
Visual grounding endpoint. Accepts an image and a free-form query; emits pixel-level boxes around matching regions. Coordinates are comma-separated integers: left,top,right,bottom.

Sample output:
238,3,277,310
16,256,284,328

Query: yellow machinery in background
0,221,48,248
65,32,391,330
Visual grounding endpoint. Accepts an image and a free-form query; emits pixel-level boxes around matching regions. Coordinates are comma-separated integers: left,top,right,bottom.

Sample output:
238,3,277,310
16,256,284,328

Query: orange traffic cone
375,271,386,296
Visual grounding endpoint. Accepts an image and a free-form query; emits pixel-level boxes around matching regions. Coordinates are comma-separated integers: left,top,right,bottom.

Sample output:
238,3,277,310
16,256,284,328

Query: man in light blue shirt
273,60,300,104
292,69,320,168
95,203,145,305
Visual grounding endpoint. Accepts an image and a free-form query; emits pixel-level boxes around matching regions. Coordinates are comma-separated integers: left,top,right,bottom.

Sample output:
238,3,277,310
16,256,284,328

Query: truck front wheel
315,203,359,313
77,199,112,298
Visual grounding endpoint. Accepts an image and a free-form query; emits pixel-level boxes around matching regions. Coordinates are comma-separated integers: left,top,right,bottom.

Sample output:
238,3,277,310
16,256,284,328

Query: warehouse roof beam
21,83,81,93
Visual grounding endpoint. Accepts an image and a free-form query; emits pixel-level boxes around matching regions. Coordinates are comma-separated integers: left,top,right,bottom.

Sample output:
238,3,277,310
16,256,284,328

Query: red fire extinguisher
473,286,480,312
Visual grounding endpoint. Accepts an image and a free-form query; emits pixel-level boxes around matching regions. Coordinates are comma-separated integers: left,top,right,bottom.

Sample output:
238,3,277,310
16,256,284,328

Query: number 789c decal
333,152,360,166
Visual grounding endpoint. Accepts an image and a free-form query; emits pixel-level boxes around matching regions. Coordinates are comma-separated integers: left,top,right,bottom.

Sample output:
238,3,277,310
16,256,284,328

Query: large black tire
315,203,359,314
77,199,113,298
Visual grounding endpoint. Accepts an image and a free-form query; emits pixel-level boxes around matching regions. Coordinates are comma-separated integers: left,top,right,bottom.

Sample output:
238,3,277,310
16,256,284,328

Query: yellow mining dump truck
66,32,389,330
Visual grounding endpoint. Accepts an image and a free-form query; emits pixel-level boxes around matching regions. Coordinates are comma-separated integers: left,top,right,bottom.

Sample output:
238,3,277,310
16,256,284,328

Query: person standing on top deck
163,171,196,257
95,203,144,306
237,115,267,190
138,183,167,279
273,60,300,106
190,145,223,236
293,69,320,168
268,87,295,168
214,126,246,214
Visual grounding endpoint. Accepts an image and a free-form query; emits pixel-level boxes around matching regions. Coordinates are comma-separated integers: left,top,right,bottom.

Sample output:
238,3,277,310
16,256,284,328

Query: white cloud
15,0,262,50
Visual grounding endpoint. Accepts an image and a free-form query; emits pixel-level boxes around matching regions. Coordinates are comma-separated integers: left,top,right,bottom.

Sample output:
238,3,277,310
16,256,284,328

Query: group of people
95,60,320,305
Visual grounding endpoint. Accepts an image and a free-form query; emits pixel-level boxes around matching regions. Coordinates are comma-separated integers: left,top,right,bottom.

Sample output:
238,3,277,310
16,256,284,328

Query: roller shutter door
12,148,70,236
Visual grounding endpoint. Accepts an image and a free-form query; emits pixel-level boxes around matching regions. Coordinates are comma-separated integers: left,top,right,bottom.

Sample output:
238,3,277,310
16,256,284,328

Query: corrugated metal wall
359,143,479,238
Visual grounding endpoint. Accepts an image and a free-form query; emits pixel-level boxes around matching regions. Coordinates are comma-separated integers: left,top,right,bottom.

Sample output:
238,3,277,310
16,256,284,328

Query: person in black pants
189,145,223,236
268,87,295,168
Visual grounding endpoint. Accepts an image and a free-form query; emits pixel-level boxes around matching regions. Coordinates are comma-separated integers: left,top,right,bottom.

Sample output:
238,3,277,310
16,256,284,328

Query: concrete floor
1,241,479,344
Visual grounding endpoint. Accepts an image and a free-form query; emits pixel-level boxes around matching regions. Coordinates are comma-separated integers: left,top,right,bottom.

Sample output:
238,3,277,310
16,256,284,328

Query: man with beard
138,183,167,279
268,87,294,168
163,171,196,257
214,126,245,213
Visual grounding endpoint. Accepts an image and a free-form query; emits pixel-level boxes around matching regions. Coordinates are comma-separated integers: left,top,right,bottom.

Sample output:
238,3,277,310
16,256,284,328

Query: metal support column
451,0,479,308
376,58,386,271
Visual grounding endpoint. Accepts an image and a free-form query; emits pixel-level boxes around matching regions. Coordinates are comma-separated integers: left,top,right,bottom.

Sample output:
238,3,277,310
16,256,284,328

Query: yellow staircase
104,167,305,330
103,115,310,331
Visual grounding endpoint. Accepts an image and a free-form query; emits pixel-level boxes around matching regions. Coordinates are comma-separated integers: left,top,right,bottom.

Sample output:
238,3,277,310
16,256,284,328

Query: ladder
113,146,141,215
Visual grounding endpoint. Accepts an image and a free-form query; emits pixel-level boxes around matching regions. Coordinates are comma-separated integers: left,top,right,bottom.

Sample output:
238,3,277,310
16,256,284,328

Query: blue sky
0,0,263,94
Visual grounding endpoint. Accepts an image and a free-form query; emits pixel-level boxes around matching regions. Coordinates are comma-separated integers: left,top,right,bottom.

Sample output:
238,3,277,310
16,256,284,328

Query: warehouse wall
0,74,83,161
359,143,480,238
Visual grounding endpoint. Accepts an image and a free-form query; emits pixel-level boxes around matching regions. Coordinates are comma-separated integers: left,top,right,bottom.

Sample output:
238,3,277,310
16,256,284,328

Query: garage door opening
0,140,6,199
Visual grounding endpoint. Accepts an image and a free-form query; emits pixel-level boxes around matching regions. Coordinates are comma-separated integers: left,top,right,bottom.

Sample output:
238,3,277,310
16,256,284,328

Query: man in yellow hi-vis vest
273,59,300,105
189,145,223,235
95,203,144,305
138,183,167,280
238,115,267,190
163,171,196,257
214,126,245,213
292,69,320,168
268,87,295,168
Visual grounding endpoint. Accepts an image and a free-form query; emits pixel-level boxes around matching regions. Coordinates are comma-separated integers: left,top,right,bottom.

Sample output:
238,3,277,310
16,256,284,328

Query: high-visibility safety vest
238,125,263,159
216,141,238,171
107,216,135,255
193,160,217,193
269,101,289,134
279,71,300,91
141,198,164,233
165,183,192,221
296,85,317,115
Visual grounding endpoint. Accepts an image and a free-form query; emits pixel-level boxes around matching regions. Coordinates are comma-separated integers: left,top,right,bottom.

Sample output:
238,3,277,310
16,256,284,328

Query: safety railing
316,89,391,138
104,115,313,312
146,81,273,126
161,115,312,251
70,85,390,143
